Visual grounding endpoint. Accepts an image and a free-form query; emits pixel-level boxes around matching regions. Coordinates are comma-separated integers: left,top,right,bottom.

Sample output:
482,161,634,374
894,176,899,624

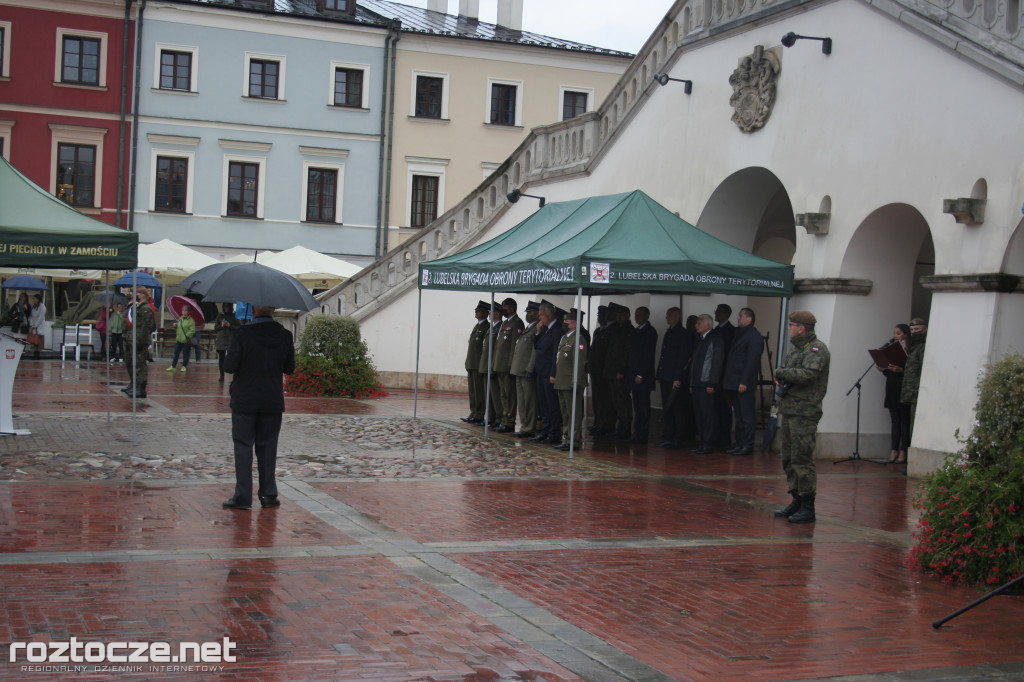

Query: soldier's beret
525,300,540,311
501,297,517,307
910,317,927,326
568,308,585,320
597,305,608,311
788,310,816,326
475,300,490,312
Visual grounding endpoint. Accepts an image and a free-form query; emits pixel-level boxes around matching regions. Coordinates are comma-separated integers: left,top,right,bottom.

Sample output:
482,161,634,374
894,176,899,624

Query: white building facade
309,0,1024,477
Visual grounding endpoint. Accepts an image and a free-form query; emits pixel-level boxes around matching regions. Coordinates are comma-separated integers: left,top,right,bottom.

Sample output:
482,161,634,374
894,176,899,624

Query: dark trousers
171,341,191,368
231,411,282,505
536,373,561,437
110,333,123,361
692,387,718,448
631,388,651,441
715,391,733,445
218,349,227,378
590,372,613,430
889,403,911,451
659,380,685,443
610,377,632,435
731,389,756,450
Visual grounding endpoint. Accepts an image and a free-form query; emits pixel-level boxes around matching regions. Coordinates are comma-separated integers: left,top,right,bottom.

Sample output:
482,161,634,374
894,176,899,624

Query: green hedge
285,316,387,399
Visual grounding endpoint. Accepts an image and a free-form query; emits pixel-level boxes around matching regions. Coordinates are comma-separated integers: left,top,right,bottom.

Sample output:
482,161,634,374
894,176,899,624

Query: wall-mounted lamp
653,73,693,94
781,32,832,55
507,188,546,207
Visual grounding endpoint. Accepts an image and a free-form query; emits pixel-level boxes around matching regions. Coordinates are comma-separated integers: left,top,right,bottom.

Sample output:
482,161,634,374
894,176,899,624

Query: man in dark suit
605,303,633,439
531,301,564,444
624,306,658,444
722,307,762,455
656,307,688,448
588,306,613,435
222,305,296,510
713,303,735,447
690,313,724,454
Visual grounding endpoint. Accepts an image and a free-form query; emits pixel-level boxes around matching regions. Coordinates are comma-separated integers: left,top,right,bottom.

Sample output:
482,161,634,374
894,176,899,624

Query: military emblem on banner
590,262,610,284
421,269,430,286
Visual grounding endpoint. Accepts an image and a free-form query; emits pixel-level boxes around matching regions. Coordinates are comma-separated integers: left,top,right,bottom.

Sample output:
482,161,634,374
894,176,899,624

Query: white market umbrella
137,239,219,285
256,245,360,288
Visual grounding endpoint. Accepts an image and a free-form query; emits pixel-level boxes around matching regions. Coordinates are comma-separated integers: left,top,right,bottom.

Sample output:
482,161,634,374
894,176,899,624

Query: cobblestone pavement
1,359,1022,681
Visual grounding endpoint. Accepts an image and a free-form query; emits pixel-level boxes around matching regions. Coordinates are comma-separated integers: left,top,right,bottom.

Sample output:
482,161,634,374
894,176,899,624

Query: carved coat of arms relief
729,45,782,133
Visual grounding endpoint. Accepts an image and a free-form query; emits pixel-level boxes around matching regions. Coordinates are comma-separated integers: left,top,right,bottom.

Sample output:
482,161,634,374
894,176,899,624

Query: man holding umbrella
222,305,295,510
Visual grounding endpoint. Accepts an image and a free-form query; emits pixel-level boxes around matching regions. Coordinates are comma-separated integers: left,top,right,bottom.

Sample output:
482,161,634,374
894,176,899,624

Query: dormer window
322,0,356,17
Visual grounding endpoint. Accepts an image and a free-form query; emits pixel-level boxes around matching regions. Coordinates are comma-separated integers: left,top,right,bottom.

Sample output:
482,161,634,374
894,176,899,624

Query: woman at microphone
876,324,910,464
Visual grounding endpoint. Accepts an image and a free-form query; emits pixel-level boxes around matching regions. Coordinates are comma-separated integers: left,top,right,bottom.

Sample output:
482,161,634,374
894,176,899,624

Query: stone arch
993,216,1024,356
696,167,797,379
512,162,521,186
476,197,485,219
488,185,497,208
386,261,396,286
448,219,458,245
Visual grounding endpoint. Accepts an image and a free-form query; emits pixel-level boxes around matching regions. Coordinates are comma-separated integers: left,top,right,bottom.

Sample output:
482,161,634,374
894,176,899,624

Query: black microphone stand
835,362,888,465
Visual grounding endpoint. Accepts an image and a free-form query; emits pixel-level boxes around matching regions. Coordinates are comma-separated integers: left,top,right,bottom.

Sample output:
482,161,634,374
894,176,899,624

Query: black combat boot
133,382,147,399
788,495,816,524
774,491,801,518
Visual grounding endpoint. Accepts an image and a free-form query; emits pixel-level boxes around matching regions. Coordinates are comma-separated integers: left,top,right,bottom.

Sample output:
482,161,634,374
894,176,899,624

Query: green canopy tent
0,156,140,436
416,190,795,454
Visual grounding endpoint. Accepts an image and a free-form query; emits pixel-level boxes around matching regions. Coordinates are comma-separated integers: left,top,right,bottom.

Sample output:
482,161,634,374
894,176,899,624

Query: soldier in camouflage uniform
900,317,927,446
773,310,830,524
122,287,156,399
554,309,589,451
510,301,540,437
493,298,526,432
461,301,490,424
478,304,503,426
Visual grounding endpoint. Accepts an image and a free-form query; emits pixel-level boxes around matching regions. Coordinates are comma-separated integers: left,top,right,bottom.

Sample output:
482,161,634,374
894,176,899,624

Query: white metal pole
568,287,583,459
483,292,495,436
413,288,422,418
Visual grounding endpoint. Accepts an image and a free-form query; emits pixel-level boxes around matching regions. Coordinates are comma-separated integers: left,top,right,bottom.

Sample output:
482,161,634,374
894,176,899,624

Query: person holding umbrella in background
166,306,196,373
214,303,240,382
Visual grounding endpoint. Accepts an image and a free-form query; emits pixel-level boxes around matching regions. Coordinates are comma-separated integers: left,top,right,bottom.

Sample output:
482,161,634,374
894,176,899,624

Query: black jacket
722,325,761,391
627,322,658,391
656,323,688,382
224,319,296,414
690,330,724,389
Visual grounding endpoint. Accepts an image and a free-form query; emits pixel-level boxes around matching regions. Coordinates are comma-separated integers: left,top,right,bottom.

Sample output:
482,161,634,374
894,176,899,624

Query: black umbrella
93,290,129,306
182,262,318,311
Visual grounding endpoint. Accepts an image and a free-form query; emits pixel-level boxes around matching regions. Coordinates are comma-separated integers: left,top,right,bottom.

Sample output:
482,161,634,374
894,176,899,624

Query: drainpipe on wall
126,0,147,232
116,0,133,228
375,19,401,259
381,20,400,257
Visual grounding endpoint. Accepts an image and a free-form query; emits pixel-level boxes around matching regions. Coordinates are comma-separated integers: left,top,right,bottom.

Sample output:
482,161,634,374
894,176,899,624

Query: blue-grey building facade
132,0,391,260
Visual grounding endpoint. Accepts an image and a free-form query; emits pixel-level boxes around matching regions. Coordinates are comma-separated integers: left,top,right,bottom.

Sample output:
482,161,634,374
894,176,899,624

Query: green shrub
285,316,387,399
908,354,1024,587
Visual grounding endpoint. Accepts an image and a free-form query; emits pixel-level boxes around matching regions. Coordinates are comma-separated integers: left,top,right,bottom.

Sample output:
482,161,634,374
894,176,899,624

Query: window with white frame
243,52,285,100
0,22,12,79
147,135,198,213
154,43,198,93
328,61,369,109
406,157,448,228
559,86,593,121
485,78,523,127
220,141,269,218
299,147,347,224
49,124,106,208
0,120,13,160
54,28,108,88
411,71,449,120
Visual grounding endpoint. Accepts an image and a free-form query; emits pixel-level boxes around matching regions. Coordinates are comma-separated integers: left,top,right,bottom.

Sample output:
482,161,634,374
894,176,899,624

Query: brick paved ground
0,358,1022,681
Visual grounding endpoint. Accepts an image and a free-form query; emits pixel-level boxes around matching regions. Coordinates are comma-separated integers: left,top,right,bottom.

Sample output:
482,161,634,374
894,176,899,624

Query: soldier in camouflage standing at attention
122,287,156,399
461,301,490,425
773,310,830,524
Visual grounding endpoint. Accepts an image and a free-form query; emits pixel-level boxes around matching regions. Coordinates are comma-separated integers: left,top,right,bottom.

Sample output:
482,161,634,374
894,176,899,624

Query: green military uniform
775,329,830,501
510,317,538,434
126,299,155,397
478,316,503,424
465,313,488,421
555,327,589,448
493,312,525,429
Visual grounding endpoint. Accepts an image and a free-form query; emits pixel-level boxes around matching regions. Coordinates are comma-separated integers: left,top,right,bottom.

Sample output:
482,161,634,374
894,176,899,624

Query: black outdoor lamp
507,188,546,207
781,32,832,55
653,72,692,94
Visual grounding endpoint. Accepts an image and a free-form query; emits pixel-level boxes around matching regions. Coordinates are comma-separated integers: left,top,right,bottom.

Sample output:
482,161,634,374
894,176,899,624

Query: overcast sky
398,0,671,54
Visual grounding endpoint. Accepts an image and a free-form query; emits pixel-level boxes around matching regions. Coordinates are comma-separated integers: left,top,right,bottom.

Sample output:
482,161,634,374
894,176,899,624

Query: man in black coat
222,305,296,510
712,303,736,447
624,306,658,444
722,307,762,455
588,306,613,435
605,303,634,439
690,313,724,454
656,307,688,448
531,301,564,444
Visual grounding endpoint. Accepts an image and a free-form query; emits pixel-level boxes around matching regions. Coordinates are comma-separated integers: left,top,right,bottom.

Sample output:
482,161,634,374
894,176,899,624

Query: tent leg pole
569,287,583,459
132,271,137,447
777,297,791,367
105,270,111,425
413,288,422,419
483,293,495,437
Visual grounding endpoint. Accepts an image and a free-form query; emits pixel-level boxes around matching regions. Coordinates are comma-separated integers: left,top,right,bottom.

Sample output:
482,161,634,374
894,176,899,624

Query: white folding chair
60,324,94,363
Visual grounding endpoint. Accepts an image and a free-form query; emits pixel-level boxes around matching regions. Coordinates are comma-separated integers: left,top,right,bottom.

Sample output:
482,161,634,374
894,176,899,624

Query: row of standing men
461,299,766,456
